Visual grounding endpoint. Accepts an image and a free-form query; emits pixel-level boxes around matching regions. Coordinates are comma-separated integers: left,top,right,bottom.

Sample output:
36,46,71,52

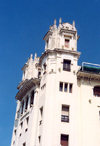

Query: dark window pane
93,86,100,97
63,59,71,71
61,134,69,146
59,82,63,91
30,90,34,107
25,96,28,110
64,83,68,92
69,84,73,93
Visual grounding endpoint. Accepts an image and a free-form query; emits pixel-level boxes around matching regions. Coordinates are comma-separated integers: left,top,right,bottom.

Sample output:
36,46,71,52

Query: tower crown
43,19,78,52
22,54,39,81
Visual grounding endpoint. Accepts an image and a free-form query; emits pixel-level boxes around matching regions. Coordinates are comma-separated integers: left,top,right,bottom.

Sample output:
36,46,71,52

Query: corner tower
11,19,81,146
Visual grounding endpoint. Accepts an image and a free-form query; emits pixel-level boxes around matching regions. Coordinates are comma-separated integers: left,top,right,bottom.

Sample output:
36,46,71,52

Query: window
61,134,69,146
64,83,68,92
93,86,100,97
30,90,34,107
39,107,43,125
26,117,29,125
14,129,17,135
46,39,49,48
59,82,63,91
69,84,73,93
63,59,71,71
38,71,41,78
25,96,28,111
38,136,41,143
61,105,69,122
23,143,26,146
43,63,47,74
59,82,73,93
21,101,24,114
65,39,69,48
99,111,100,120
20,122,23,128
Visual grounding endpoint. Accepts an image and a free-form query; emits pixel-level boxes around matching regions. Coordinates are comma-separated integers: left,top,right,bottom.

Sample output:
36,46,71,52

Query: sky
0,0,100,145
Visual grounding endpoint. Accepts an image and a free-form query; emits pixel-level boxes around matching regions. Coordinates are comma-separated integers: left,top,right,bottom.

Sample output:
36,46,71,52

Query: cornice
39,48,81,65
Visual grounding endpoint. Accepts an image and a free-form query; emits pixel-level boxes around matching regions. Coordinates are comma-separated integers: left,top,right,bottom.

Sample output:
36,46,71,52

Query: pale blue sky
0,0,100,145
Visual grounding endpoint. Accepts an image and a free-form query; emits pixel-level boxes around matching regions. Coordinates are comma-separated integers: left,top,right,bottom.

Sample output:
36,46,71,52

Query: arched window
93,86,100,97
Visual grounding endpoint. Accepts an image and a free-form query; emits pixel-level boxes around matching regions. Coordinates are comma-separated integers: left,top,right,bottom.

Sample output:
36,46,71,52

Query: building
11,19,100,146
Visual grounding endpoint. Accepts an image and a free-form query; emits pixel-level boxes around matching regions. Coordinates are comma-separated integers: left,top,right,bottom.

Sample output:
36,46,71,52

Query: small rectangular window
20,122,23,128
25,96,28,111
65,39,69,48
23,142,26,146
30,90,34,107
69,84,73,93
61,134,69,146
59,82,63,91
26,116,29,125
39,107,43,125
61,105,69,122
21,100,24,114
38,136,41,143
63,59,71,71
64,83,68,92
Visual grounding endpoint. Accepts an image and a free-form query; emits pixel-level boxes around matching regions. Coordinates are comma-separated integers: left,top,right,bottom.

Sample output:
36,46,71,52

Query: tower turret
43,19,78,51
22,53,39,81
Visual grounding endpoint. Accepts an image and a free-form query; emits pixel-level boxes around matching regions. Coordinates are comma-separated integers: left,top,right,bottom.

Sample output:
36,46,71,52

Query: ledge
16,78,40,101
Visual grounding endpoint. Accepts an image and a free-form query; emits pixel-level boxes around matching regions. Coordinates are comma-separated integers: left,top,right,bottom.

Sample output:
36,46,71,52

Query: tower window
61,134,69,146
93,86,100,97
65,39,69,48
64,83,68,92
69,84,73,93
30,90,34,107
63,59,71,71
61,105,69,122
59,82,63,91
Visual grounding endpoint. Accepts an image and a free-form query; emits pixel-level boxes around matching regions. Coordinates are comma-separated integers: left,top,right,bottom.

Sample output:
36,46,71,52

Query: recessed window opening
64,83,68,92
61,105,69,122
23,142,26,146
63,59,71,71
93,86,100,97
20,122,23,128
65,39,69,48
26,117,29,125
21,100,24,114
38,136,41,143
38,71,41,78
69,84,73,93
14,129,17,135
61,134,69,146
59,82,63,91
40,107,43,125
30,90,34,107
46,39,49,48
17,110,20,119
25,96,28,111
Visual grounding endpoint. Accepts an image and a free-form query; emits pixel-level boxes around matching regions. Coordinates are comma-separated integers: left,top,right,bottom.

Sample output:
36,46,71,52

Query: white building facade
11,19,100,146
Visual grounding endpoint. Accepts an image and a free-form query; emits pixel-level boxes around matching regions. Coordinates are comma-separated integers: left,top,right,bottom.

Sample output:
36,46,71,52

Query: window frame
63,59,71,71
